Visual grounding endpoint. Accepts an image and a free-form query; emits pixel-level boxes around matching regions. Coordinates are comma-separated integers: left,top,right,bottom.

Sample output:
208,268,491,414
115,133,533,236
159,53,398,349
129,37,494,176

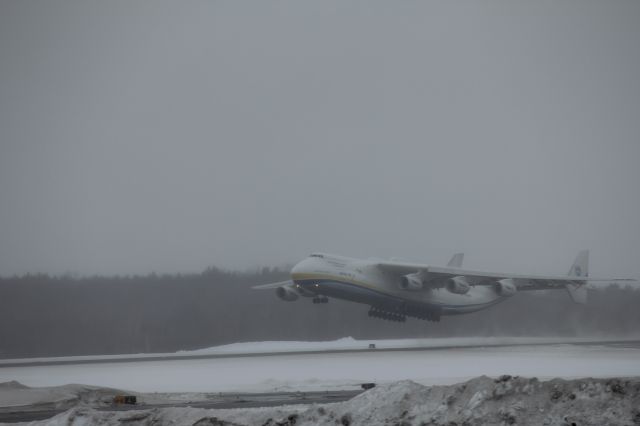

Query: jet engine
276,285,299,302
399,273,423,291
446,276,470,295
493,278,517,297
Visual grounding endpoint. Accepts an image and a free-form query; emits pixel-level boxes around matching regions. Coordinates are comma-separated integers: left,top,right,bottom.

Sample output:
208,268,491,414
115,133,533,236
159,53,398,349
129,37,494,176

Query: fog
2,271,639,359
1,1,639,278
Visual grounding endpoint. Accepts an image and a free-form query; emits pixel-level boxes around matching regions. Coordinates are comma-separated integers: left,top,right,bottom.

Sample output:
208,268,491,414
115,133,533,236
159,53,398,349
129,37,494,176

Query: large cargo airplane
253,251,634,322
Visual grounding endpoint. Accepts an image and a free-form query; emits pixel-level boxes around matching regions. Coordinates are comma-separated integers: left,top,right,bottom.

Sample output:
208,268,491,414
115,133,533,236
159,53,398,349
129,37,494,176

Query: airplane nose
291,256,322,278
290,259,308,275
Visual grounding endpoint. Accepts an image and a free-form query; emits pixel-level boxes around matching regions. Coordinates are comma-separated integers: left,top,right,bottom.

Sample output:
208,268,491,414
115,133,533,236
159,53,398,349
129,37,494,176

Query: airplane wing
375,261,634,289
375,258,636,304
423,265,635,288
252,280,293,290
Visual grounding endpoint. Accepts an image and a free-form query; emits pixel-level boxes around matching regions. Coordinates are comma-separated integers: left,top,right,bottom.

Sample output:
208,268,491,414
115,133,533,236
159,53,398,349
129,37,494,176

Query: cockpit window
309,253,324,258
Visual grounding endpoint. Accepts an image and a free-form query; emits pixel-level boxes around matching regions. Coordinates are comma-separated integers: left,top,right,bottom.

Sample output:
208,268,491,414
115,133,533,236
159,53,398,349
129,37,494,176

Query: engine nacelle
276,285,299,302
446,276,470,295
399,273,423,291
493,278,517,297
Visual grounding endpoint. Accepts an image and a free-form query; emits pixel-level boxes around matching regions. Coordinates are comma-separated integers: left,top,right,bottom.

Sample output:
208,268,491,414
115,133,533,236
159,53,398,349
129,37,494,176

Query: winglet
447,253,464,268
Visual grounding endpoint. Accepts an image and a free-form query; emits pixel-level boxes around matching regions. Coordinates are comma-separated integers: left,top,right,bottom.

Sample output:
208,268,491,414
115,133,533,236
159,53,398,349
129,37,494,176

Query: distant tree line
0,268,639,358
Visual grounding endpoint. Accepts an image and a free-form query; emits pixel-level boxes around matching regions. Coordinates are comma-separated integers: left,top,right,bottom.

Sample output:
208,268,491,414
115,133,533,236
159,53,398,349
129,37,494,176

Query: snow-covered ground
0,381,125,410
1,335,637,365
12,376,640,426
181,335,639,355
2,339,640,425
1,338,639,393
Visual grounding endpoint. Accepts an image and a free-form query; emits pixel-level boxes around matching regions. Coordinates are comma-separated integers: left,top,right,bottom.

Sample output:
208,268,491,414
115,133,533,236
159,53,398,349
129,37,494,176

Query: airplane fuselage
290,253,506,321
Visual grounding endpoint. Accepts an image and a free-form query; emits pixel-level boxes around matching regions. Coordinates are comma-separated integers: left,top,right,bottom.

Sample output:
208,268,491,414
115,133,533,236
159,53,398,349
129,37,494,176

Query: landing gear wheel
367,307,406,322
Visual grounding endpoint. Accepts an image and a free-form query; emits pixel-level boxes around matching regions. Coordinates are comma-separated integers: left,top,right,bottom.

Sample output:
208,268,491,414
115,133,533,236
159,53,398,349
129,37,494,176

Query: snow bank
0,381,127,410
3,335,639,366
23,376,640,426
181,335,640,355
312,376,640,426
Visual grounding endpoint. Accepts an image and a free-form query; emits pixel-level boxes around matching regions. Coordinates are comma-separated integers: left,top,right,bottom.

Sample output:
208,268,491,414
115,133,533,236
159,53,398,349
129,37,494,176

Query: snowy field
1,337,639,393
1,335,636,365
2,338,640,425
5,376,640,426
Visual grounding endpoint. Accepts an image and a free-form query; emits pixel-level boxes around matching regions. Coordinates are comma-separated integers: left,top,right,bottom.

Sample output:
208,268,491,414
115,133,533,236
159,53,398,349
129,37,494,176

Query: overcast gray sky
0,1,639,277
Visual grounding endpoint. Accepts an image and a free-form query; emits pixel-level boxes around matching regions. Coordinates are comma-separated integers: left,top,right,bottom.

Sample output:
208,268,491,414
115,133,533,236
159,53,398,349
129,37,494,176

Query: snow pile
182,335,640,356
25,376,640,425
287,376,640,425
0,381,127,411
312,376,640,426
35,405,309,426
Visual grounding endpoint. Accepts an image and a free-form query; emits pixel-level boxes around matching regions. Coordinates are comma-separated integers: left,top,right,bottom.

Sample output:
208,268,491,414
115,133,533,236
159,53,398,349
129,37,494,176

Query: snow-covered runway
1,338,639,393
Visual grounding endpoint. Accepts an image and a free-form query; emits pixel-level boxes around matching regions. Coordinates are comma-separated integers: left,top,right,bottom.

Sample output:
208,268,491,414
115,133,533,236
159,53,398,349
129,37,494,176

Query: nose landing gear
312,296,329,304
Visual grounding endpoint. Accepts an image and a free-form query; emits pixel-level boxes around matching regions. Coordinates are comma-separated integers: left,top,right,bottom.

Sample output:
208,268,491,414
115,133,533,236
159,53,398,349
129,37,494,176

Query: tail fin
568,250,589,277
447,253,464,268
566,250,589,304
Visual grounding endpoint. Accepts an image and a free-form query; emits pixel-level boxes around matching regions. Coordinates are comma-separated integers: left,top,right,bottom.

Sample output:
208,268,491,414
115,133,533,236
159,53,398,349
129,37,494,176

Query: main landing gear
368,307,406,322
368,305,441,322
312,296,329,304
